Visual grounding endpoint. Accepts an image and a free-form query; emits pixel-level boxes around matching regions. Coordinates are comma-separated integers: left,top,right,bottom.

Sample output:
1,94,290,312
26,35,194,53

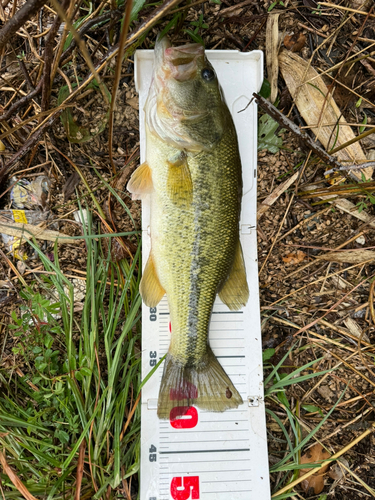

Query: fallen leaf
258,114,285,153
284,33,306,53
303,0,317,6
278,50,371,180
126,96,139,110
328,458,349,481
266,13,280,103
299,443,331,495
63,172,81,202
0,220,77,244
17,260,26,275
318,385,335,401
343,317,370,342
282,250,306,265
0,450,38,500
317,249,375,264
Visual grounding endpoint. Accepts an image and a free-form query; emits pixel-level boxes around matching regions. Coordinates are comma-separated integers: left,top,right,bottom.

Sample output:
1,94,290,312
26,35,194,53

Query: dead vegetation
0,0,375,498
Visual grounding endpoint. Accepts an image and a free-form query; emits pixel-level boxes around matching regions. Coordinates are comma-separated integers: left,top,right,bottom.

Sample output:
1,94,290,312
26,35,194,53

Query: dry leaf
317,249,375,264
63,172,81,202
282,250,306,265
0,450,38,500
299,443,331,495
278,50,371,180
284,33,306,53
220,0,254,17
343,317,370,342
0,221,77,244
329,458,349,481
333,198,375,228
74,441,86,500
126,97,139,110
266,13,280,103
317,385,335,401
17,260,26,275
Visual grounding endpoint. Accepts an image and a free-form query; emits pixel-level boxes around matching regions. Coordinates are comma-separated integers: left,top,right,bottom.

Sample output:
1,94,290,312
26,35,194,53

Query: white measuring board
135,48,270,500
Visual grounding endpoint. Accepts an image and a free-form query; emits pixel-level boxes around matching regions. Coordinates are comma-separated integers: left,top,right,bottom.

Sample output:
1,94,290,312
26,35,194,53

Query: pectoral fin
127,162,153,200
140,254,165,307
167,151,192,206
219,241,249,310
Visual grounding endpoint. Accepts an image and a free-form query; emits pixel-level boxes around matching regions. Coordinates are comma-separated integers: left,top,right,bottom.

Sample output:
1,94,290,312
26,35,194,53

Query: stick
325,161,375,176
0,0,184,184
108,0,134,174
0,0,48,52
0,109,62,183
257,171,299,220
41,0,70,113
253,92,345,172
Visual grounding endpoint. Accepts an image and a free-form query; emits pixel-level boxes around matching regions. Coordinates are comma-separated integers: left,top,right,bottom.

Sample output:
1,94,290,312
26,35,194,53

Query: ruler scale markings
159,448,250,455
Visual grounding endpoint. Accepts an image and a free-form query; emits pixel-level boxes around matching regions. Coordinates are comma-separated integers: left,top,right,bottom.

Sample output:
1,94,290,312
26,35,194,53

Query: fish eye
201,68,215,82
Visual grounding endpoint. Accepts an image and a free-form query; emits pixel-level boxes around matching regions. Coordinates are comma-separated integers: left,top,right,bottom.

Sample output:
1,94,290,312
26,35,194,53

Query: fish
128,36,249,419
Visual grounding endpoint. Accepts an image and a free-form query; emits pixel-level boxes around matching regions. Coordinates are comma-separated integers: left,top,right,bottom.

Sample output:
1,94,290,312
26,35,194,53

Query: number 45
170,476,200,500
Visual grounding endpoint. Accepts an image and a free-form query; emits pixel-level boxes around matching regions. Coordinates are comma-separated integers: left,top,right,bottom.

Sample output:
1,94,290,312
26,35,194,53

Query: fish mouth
155,36,204,82
147,36,210,150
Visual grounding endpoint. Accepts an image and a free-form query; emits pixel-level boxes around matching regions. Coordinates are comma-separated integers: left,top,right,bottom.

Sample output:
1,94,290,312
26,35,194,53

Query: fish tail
157,347,243,419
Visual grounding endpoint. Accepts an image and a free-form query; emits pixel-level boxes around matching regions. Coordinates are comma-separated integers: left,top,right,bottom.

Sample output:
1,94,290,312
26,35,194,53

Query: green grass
264,346,346,498
1,208,142,499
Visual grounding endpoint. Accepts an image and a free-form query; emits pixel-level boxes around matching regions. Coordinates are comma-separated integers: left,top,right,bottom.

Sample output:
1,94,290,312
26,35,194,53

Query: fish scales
149,122,240,364
128,36,249,419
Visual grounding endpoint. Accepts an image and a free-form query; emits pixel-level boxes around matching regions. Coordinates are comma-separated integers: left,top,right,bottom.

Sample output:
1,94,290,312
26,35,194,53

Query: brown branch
0,78,43,122
41,0,70,113
252,92,345,171
60,10,122,66
49,0,110,105
0,108,63,184
0,0,48,52
109,0,134,175
33,0,185,118
18,59,35,91
0,0,184,183
74,441,86,500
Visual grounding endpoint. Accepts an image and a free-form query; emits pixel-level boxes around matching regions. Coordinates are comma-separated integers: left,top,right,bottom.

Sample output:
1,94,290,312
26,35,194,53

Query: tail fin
157,347,243,419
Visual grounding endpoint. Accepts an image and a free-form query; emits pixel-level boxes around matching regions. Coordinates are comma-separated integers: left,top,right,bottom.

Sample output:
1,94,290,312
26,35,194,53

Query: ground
1,0,375,498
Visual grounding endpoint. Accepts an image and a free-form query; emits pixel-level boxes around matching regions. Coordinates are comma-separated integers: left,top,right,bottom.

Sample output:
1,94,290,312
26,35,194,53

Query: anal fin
127,162,153,200
140,254,165,307
219,240,249,310
167,151,192,206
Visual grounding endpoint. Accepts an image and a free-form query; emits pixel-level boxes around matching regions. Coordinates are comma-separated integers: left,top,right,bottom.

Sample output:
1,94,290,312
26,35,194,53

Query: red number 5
170,476,200,500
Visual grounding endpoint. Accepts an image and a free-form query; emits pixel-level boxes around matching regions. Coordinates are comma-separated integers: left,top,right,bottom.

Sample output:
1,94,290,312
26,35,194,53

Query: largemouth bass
128,36,249,419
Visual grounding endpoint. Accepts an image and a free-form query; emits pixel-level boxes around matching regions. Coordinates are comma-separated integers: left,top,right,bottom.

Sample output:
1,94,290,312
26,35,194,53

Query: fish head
145,36,227,151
